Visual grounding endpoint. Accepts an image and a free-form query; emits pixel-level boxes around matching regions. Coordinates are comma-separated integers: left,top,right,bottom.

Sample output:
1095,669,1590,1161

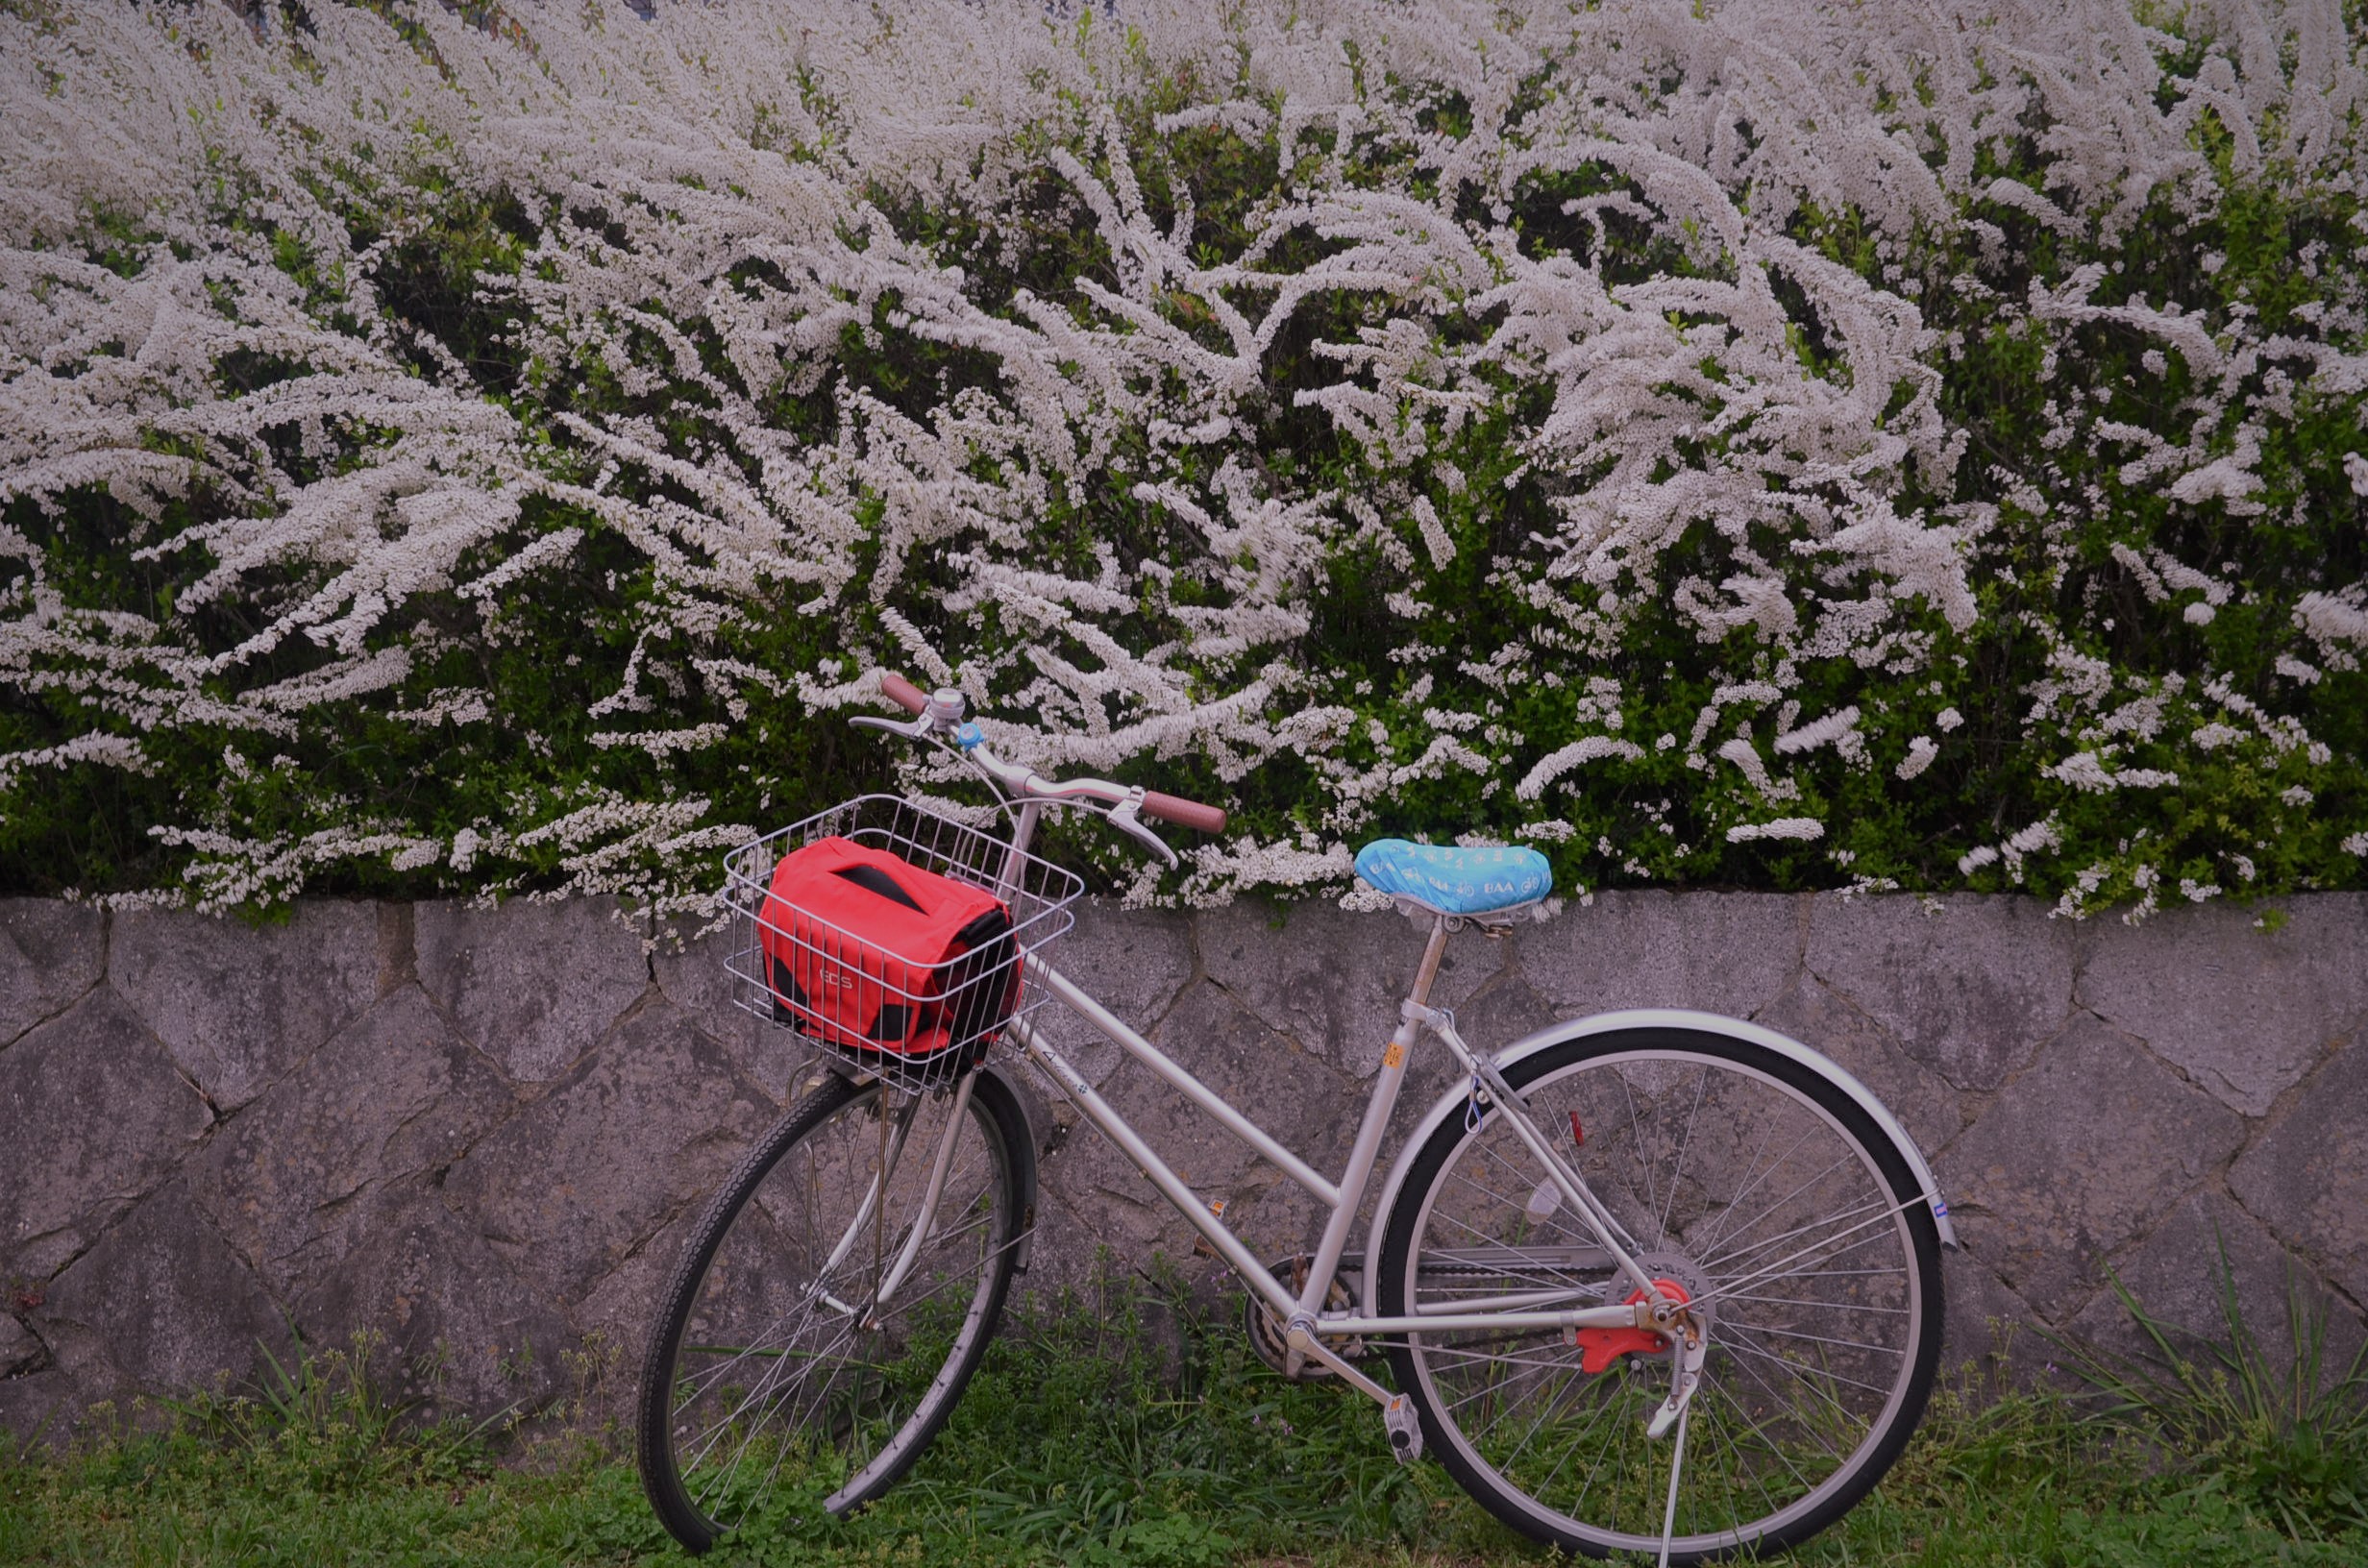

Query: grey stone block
6,889,2367,1435
0,1312,42,1379
0,901,104,1051
1942,1016,2244,1314
648,913,742,1026
441,992,777,1303
570,1209,697,1420
1515,892,1803,1025
0,1367,72,1446
2067,1192,2366,1388
1446,970,1561,1053
111,904,380,1112
1941,1251,2057,1382
1754,977,1965,1156
415,898,651,1083
1021,900,1195,1085
39,1178,287,1402
649,915,809,1103
1043,980,1354,1270
2228,1039,2368,1305
291,1180,570,1419
1011,1170,1142,1300
1199,899,1497,1079
1807,894,2075,1092
0,988,211,1283
188,985,516,1294
1218,1164,1338,1266
2083,896,2368,1116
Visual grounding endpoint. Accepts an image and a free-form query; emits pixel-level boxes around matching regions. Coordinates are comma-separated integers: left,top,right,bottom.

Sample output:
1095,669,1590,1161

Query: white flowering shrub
1,0,2362,919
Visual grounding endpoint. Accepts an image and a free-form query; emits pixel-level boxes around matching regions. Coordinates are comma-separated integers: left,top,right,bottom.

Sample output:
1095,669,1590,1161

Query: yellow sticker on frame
1382,1041,1406,1070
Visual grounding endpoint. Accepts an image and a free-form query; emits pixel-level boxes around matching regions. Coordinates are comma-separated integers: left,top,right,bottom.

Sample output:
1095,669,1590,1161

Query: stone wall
4,892,2364,1435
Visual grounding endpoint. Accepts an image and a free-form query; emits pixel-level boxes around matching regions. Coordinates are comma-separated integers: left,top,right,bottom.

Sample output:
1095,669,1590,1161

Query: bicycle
635,673,1958,1564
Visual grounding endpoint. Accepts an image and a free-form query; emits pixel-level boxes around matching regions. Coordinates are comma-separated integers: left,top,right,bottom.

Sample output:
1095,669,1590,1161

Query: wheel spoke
1689,1121,1823,1262
1617,1070,1661,1244
637,1073,1024,1546
1710,1335,1847,1465
1716,1290,1910,1315
1425,1343,1603,1387
1694,1199,1919,1312
1383,1036,1936,1559
1727,1320,1908,1359
1719,1328,1899,1400
1658,1066,1712,1248
1694,1150,1861,1271
1495,1360,1601,1482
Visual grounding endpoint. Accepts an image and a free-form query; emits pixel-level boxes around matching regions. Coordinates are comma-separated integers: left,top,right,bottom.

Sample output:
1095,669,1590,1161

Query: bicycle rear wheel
1376,1027,1943,1562
637,1066,1033,1550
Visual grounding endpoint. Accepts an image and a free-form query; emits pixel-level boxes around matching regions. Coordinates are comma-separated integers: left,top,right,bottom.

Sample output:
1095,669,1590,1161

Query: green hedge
0,1,2362,917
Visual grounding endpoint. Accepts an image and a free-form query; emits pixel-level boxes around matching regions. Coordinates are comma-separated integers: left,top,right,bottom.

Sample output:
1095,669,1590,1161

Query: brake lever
1107,793,1180,869
851,713,937,741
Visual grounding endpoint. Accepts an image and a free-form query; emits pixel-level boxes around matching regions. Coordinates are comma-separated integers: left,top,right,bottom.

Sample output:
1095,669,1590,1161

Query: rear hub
1570,1250,1714,1373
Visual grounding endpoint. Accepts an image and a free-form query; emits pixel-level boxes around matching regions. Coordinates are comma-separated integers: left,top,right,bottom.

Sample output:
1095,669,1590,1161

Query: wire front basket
722,796,1083,1092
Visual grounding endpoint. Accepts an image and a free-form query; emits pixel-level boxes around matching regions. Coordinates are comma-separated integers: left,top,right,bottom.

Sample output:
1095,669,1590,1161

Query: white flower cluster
1,0,2361,914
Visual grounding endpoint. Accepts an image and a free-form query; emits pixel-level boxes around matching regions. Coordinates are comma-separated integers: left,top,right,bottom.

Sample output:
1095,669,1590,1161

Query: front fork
871,1070,981,1314
812,1071,982,1326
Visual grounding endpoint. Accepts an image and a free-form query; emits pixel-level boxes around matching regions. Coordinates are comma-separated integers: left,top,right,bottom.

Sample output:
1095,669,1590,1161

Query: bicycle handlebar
872,671,1228,834
1140,791,1228,834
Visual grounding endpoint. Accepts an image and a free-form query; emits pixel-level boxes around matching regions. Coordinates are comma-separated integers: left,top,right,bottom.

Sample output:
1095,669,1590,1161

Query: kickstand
1655,1398,1690,1568
1653,1329,1705,1566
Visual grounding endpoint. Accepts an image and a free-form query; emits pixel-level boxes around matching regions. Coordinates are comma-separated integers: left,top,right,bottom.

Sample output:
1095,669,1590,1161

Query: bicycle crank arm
1281,1318,1425,1464
1282,1316,1396,1409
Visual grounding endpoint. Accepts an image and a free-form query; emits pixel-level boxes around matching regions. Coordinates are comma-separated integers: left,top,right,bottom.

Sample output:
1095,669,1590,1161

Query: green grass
6,1278,2365,1568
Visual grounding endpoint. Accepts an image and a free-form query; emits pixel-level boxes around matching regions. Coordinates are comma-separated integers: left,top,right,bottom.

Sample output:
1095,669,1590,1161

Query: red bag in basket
757,835,1020,1059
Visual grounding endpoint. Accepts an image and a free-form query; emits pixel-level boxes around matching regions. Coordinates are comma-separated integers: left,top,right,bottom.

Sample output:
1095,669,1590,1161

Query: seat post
1293,911,1454,1330
1404,915,1453,1012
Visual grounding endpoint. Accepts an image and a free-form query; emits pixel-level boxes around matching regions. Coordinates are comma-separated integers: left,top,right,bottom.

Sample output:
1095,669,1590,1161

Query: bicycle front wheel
637,1066,1033,1551
1376,1027,1943,1562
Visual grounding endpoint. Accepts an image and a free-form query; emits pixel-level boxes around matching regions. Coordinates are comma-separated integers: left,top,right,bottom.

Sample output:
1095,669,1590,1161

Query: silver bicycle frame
832,725,1687,1396
1002,930,1656,1347
822,703,1947,1559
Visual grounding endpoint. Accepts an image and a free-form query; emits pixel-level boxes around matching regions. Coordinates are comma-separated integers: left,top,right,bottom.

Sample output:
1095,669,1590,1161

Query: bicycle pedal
1383,1394,1423,1464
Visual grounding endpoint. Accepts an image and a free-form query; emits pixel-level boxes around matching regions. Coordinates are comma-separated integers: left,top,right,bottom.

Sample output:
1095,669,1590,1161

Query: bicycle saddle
1353,840,1553,917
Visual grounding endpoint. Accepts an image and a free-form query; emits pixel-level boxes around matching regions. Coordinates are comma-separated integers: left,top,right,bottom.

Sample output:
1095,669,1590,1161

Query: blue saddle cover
1353,840,1553,916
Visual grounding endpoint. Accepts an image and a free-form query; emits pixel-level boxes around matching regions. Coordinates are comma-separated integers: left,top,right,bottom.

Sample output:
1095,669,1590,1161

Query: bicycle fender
982,1058,1056,1157
979,1061,1047,1273
1361,1008,1959,1309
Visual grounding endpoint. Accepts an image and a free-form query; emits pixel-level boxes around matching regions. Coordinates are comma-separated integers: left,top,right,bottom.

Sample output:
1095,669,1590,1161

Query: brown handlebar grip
878,672,929,714
1141,791,1228,834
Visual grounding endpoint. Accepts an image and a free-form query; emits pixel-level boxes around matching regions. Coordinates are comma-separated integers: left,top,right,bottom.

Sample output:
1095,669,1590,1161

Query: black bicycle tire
1375,1025,1944,1562
635,1066,1033,1551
